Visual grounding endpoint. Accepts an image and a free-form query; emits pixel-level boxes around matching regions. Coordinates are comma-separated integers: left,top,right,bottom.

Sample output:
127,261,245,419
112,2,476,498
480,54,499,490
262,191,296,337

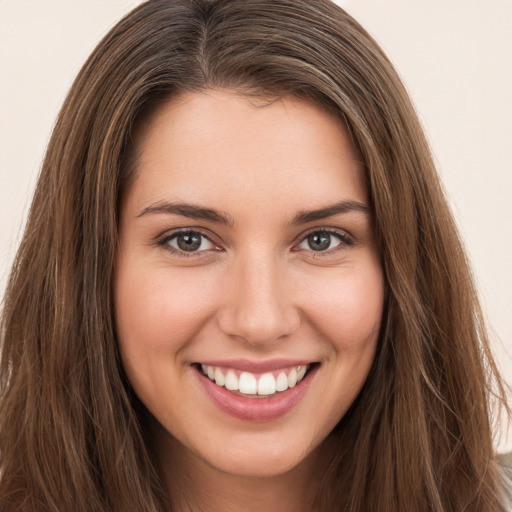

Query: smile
195,361,318,421
200,364,309,396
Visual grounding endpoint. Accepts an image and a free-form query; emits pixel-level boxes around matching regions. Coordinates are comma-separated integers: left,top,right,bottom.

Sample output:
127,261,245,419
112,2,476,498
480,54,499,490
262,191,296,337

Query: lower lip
197,366,317,422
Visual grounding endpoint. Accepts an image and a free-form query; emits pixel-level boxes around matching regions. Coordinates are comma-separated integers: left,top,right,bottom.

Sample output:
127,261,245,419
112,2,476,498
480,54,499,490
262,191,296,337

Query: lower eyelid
156,230,215,253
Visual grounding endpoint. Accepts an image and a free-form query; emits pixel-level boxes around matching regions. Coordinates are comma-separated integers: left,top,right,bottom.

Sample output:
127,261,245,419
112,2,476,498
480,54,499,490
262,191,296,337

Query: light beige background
0,0,511,449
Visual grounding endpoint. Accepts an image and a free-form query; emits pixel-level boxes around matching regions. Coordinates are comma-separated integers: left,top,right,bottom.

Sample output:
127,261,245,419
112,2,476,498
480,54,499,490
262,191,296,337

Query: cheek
114,261,218,354
303,264,384,351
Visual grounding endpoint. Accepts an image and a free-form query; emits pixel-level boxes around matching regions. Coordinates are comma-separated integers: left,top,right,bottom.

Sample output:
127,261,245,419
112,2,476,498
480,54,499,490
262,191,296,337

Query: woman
0,0,510,510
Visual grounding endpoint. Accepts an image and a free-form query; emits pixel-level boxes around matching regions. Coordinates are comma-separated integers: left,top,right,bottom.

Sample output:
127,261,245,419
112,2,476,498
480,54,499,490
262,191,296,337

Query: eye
297,230,351,252
161,230,215,253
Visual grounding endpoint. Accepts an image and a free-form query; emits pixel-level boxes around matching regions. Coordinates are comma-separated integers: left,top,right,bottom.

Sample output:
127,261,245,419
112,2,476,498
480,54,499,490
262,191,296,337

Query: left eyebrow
291,200,370,225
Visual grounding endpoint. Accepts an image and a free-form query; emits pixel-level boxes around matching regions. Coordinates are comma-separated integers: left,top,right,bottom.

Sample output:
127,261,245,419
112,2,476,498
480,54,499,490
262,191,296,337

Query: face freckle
114,88,384,481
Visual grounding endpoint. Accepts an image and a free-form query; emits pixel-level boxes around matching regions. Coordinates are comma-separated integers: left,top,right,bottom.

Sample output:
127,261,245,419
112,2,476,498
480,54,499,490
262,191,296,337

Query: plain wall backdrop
0,0,511,450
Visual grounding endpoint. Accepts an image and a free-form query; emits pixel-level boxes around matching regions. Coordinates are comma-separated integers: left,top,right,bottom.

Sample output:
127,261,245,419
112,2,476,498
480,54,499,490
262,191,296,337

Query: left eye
298,231,345,252
166,231,215,252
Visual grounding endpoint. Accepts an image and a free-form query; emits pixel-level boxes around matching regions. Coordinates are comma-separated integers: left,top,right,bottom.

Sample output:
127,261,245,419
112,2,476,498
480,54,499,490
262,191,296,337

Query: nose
217,249,301,346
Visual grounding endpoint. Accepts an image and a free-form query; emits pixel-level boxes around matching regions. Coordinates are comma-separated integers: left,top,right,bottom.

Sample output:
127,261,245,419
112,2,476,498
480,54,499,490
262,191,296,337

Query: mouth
193,361,319,421
197,363,313,397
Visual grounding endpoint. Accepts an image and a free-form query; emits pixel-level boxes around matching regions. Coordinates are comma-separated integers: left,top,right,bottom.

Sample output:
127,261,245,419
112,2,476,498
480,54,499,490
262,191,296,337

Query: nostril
217,305,301,346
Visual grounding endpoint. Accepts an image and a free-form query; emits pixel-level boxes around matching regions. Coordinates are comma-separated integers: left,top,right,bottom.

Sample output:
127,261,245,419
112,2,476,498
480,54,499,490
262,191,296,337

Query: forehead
125,89,367,218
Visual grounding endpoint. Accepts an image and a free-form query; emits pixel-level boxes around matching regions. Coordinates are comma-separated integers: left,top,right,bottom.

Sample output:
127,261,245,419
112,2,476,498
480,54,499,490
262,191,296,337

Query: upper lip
196,358,316,373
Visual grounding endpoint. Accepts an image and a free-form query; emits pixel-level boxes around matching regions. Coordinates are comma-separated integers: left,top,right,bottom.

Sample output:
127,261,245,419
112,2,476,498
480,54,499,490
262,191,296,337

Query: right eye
159,230,216,255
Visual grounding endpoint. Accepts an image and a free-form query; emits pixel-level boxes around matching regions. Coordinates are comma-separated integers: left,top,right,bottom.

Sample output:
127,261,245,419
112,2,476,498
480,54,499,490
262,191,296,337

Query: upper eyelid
294,226,352,244
157,227,217,243
300,226,350,237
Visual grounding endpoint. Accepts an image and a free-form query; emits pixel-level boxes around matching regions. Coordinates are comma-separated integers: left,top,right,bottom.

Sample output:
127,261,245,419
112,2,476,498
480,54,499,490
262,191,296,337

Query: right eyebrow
137,201,234,226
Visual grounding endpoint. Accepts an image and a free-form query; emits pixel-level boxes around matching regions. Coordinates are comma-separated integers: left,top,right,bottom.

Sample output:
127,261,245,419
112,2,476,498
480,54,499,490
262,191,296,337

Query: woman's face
115,89,384,478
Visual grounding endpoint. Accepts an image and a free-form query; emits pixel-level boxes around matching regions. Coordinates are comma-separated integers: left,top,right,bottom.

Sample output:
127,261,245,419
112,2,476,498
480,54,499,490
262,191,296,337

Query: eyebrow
137,199,370,226
292,200,370,224
137,201,234,225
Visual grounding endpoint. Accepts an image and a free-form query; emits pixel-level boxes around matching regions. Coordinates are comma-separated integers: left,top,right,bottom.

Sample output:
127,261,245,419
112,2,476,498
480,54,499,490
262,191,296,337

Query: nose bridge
218,244,300,345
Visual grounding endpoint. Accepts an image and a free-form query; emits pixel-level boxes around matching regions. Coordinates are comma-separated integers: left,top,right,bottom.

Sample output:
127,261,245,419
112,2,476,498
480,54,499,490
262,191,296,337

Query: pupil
177,233,201,251
308,232,330,251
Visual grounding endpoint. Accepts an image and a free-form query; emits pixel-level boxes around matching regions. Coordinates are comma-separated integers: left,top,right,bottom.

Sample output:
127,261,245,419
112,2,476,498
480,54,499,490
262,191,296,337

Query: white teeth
225,370,239,391
201,364,310,396
239,372,257,394
214,367,225,386
288,367,298,388
257,372,276,395
276,372,289,392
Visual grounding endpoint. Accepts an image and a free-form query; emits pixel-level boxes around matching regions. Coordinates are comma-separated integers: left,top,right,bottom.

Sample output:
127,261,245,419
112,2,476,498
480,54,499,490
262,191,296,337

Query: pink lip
198,358,313,373
196,364,318,422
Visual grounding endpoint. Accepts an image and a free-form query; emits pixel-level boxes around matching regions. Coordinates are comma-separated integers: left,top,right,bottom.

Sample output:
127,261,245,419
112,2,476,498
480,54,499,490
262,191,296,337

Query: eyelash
295,228,354,255
155,228,218,258
155,227,354,258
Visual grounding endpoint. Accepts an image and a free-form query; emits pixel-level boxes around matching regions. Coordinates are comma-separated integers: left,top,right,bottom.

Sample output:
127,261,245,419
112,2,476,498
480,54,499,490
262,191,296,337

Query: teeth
276,372,288,392
200,364,310,396
239,372,257,394
257,372,276,395
225,370,238,391
214,367,225,386
288,367,297,388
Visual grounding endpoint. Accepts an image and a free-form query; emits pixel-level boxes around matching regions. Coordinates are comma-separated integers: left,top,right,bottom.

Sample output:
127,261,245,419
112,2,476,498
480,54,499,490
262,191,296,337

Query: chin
188,428,323,480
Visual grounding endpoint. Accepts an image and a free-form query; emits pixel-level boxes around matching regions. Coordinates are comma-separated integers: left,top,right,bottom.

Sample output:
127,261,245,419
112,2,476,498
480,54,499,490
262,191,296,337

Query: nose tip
217,261,300,346
219,299,300,346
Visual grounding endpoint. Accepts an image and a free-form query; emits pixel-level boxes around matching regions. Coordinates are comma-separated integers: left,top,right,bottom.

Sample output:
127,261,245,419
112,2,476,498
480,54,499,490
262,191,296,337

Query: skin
115,89,384,511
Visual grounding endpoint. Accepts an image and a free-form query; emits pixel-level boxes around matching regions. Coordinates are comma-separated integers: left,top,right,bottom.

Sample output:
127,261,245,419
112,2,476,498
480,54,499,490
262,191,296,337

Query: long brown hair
1,0,509,510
